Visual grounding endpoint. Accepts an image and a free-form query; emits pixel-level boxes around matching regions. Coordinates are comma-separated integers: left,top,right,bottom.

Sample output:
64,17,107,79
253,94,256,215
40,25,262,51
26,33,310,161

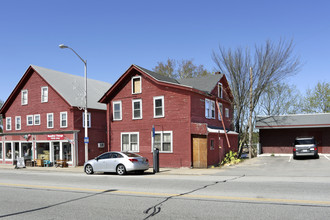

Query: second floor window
205,99,215,119
34,114,40,125
21,90,28,105
132,76,141,94
113,101,122,121
41,87,48,103
15,116,21,130
218,83,223,98
47,113,54,128
27,115,33,126
218,103,223,121
6,117,11,131
83,112,91,128
225,108,229,118
154,96,164,118
60,112,68,128
132,99,142,119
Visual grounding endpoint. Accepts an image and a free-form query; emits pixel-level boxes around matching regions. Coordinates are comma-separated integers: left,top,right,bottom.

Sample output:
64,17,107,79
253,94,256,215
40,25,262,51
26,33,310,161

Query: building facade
100,65,238,168
256,114,330,154
0,65,111,166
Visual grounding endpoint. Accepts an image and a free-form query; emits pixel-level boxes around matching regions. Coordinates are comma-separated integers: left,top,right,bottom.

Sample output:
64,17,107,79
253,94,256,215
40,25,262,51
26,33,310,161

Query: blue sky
1,0,329,102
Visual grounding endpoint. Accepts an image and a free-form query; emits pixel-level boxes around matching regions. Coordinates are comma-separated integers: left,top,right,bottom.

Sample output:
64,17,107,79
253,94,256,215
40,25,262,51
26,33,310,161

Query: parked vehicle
293,137,319,159
84,152,149,175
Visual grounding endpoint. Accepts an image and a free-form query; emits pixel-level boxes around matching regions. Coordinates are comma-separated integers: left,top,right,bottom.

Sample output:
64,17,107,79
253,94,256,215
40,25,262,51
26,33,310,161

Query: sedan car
84,151,149,175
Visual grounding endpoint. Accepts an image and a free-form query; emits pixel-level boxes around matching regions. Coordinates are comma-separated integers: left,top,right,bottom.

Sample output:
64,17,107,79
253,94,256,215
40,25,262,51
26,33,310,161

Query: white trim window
153,96,164,118
218,83,223,98
15,116,21,130
60,112,68,128
41,86,48,103
152,131,173,153
26,115,33,126
34,114,41,125
225,108,229,118
218,103,223,121
132,99,142,120
6,117,11,131
47,113,54,128
113,101,122,121
121,132,139,152
83,112,91,128
132,76,142,94
205,99,215,119
21,90,28,105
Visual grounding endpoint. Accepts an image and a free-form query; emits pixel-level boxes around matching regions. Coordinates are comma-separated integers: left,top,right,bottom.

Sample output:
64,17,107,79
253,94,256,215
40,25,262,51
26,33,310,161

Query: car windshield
122,152,141,157
295,139,315,145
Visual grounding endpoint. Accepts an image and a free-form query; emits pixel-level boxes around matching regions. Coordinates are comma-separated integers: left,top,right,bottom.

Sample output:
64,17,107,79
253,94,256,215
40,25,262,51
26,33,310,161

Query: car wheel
315,154,319,159
85,164,94,175
116,164,126,175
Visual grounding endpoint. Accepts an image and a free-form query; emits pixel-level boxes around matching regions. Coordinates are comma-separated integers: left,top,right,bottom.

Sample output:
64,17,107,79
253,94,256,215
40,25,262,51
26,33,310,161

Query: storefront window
5,143,12,159
53,142,60,161
36,143,50,160
21,143,32,160
14,143,19,160
0,143,2,159
62,142,72,161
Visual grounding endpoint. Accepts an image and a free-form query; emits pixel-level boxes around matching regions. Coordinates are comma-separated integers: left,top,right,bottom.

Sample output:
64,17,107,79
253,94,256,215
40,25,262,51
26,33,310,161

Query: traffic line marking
1,182,330,206
324,155,330,161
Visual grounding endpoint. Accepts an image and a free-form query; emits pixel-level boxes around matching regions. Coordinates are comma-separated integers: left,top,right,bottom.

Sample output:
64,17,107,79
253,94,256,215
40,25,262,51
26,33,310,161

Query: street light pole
59,44,89,163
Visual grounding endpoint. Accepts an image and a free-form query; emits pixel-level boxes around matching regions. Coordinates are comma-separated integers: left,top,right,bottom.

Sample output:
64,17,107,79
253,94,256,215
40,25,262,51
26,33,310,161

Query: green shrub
222,151,241,165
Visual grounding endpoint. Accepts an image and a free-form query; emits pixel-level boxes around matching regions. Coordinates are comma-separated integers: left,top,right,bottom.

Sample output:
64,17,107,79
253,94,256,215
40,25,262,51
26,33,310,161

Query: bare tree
212,39,301,157
153,58,210,79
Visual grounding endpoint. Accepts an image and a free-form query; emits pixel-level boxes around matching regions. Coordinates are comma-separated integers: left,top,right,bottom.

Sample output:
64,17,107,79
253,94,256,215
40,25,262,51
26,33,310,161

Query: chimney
215,71,221,75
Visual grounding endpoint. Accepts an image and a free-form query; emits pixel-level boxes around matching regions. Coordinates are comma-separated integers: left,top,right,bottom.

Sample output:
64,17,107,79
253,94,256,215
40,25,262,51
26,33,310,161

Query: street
1,155,330,219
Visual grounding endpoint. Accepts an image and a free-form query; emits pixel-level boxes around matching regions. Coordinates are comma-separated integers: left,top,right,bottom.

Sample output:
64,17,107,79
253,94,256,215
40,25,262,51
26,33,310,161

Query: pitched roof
256,113,330,129
31,65,111,110
178,74,224,94
134,65,223,94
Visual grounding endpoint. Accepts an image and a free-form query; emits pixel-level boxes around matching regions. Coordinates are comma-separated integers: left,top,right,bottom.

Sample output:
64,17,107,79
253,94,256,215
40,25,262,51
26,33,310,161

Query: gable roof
256,113,330,129
31,65,111,110
178,74,224,94
134,65,180,85
0,65,111,115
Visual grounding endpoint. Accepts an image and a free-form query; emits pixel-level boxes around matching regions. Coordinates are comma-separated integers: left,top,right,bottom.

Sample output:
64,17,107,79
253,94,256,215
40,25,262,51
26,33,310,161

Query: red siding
260,127,330,154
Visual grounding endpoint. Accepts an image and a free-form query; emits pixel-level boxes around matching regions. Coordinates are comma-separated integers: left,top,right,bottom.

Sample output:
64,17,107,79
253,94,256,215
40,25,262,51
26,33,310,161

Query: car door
106,153,122,172
93,153,111,172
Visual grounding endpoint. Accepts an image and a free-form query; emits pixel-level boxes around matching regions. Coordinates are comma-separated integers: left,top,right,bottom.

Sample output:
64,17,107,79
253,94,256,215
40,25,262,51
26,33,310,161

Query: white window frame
83,112,91,128
121,132,139,152
21,90,28,105
218,83,223,98
60,112,68,128
218,103,223,121
41,86,48,103
205,99,215,119
132,76,142,94
225,108,229,118
26,115,33,126
34,114,41,126
153,96,164,118
15,116,21,130
132,99,142,120
6,117,12,131
151,131,173,153
113,101,122,121
47,113,54,128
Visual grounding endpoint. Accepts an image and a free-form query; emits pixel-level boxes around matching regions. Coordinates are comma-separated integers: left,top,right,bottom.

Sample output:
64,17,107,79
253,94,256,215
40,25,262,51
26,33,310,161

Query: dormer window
218,83,223,98
21,90,28,105
41,86,48,103
132,76,141,94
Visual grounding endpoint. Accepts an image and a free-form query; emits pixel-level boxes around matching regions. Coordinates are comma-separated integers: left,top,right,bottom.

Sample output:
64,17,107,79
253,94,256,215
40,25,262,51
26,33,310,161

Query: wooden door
192,135,208,168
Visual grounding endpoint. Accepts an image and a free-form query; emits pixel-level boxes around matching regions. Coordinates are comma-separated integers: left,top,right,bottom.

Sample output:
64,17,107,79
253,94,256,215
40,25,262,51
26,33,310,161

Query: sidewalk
0,164,224,175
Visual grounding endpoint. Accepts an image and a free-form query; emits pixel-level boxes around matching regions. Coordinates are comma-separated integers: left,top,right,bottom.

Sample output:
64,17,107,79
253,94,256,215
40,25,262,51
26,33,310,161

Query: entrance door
192,135,207,168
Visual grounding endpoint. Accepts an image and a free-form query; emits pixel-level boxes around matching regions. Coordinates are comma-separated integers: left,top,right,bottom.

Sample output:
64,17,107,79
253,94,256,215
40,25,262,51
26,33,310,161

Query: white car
84,151,149,175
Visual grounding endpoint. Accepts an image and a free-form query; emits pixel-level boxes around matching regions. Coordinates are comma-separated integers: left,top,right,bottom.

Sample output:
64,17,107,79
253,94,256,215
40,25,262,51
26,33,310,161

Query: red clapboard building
0,65,111,166
99,65,238,168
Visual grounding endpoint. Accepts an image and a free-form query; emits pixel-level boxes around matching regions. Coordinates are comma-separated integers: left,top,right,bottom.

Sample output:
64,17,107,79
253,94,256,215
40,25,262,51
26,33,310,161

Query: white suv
293,137,319,159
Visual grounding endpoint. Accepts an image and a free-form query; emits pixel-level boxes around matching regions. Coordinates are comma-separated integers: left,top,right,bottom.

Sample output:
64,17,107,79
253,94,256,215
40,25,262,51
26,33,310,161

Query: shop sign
47,134,64,140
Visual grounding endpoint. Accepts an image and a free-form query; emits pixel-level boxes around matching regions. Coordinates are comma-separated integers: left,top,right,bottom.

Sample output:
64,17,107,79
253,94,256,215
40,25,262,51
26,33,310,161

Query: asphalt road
1,155,330,219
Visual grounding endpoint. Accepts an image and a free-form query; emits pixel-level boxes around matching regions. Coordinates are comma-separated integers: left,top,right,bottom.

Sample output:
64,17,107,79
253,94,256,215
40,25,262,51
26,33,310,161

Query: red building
100,65,238,168
0,65,111,166
256,114,330,154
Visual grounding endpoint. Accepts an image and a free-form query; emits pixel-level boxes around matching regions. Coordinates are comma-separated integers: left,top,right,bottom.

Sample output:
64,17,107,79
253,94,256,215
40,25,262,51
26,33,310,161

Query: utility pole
248,67,253,159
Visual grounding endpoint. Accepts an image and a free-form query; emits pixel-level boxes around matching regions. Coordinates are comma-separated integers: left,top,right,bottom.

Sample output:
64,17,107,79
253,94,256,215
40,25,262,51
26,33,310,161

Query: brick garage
256,114,330,154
